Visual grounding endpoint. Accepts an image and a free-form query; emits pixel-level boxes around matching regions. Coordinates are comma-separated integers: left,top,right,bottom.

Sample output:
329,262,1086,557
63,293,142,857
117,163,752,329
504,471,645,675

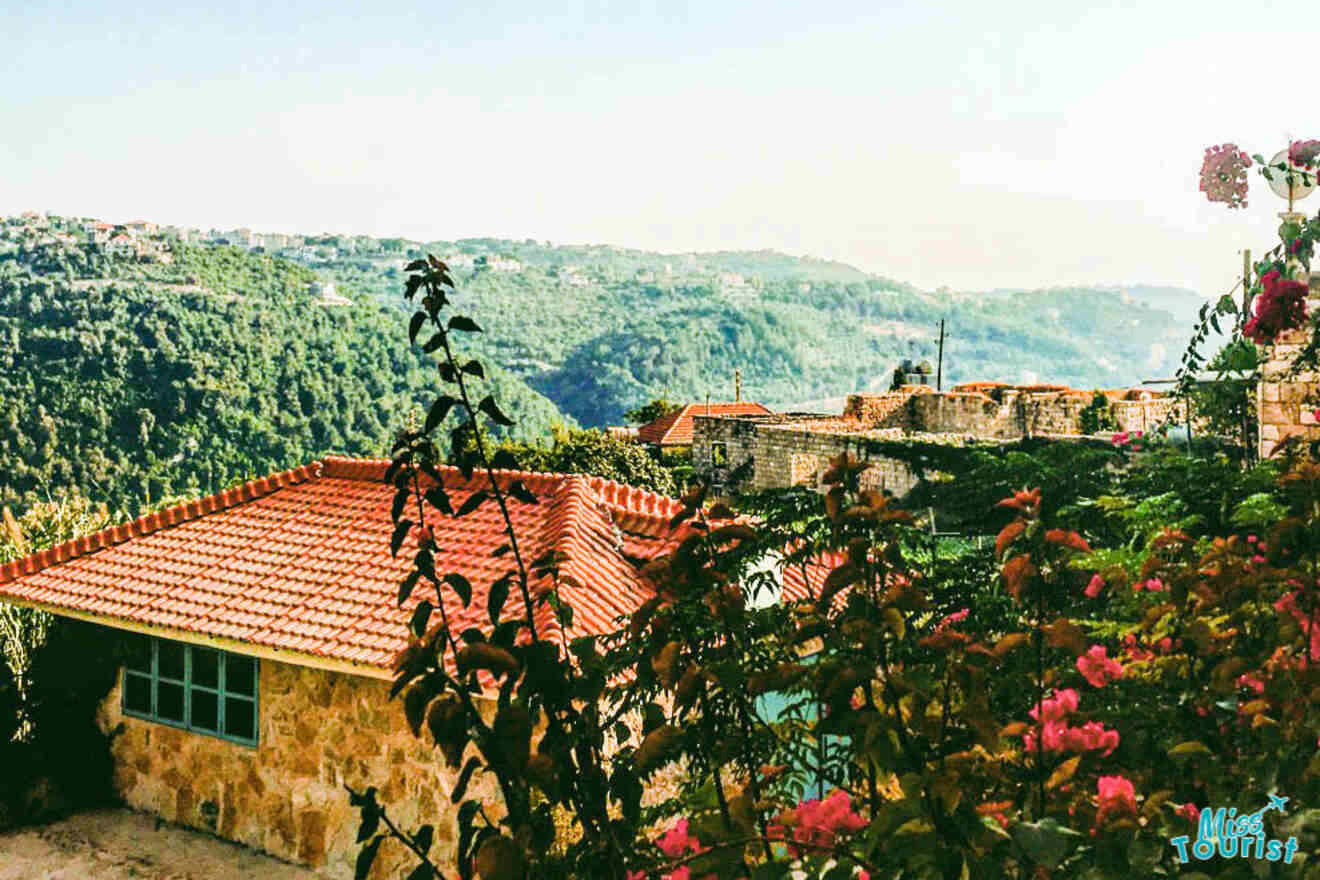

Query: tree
494,427,679,495
625,398,682,426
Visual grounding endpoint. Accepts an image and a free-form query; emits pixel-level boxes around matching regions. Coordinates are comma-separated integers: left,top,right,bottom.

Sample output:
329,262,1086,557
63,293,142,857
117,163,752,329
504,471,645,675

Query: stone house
693,383,1184,497
0,457,693,878
638,401,773,450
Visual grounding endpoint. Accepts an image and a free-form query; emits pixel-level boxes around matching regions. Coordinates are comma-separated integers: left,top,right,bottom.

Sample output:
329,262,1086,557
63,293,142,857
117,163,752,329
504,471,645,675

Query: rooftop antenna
936,319,946,391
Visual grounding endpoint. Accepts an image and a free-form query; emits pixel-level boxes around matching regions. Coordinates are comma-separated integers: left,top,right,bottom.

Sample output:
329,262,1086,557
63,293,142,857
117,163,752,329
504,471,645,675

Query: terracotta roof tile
637,402,773,446
0,457,689,676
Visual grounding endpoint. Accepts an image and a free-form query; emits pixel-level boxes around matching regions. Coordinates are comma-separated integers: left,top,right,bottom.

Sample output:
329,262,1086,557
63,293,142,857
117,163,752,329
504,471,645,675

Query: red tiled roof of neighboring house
0,458,692,678
637,402,773,446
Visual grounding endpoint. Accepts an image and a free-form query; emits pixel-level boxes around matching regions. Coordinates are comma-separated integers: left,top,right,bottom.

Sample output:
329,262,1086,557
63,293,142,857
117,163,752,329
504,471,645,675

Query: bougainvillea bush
344,141,1320,878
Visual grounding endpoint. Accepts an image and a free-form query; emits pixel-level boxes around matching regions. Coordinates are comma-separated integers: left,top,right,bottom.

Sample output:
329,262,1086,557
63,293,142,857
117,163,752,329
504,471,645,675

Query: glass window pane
123,673,152,714
157,682,185,723
158,641,185,681
192,648,219,689
123,635,152,673
224,697,255,741
191,689,218,731
224,655,255,696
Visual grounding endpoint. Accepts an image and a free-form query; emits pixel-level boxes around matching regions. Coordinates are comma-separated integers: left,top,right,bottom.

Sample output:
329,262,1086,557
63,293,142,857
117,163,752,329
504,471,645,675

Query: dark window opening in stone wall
121,635,259,746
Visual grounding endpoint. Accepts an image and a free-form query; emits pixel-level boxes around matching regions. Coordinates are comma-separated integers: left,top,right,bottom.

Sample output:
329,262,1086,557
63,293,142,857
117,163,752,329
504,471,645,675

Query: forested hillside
2,216,1205,515
0,242,565,514
319,240,1195,426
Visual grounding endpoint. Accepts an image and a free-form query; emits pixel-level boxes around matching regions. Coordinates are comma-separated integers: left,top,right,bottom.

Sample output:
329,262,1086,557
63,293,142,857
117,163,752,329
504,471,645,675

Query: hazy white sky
3,0,1313,297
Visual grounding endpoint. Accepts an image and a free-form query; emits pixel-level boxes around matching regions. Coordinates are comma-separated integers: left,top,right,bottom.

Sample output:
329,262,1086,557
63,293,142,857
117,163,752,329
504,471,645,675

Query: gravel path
0,808,317,880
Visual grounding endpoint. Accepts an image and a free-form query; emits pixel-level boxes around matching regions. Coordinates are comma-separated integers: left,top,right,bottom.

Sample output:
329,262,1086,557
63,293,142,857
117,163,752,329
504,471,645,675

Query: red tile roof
0,458,691,677
637,402,773,446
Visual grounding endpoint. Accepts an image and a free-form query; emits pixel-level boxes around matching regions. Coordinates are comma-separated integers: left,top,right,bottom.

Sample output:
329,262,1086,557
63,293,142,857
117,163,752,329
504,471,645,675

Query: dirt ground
0,808,318,880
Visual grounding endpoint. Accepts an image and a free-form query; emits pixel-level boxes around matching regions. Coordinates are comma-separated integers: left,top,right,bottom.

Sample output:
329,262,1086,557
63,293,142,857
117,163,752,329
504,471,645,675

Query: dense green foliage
0,242,567,514
315,240,1197,427
0,495,125,828
486,428,680,495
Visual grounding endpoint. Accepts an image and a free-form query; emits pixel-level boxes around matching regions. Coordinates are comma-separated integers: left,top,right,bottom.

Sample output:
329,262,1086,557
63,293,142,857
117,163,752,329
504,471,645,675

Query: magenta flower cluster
1289,139,1320,170
1199,144,1252,209
1244,270,1309,345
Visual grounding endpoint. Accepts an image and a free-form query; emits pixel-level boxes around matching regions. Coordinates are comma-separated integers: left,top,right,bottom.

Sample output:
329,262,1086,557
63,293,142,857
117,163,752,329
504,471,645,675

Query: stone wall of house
1259,271,1320,459
693,415,920,497
844,387,1184,439
97,656,499,879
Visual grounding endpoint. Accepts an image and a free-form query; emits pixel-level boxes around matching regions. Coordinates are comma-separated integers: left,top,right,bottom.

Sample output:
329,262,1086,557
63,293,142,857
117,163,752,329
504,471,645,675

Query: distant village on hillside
0,211,787,294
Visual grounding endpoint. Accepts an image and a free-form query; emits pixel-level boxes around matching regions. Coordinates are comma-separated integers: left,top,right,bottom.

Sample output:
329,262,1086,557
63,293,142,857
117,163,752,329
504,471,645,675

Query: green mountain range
321,239,1197,424
1,219,1203,513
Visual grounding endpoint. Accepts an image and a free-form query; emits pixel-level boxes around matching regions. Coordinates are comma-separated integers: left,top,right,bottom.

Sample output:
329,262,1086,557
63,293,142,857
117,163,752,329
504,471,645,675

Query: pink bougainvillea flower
1237,674,1265,695
1177,803,1200,822
1060,720,1121,756
1096,775,1138,823
1200,143,1252,208
1290,139,1320,169
936,608,969,630
1077,645,1124,688
1029,688,1079,723
656,819,702,859
1084,574,1106,598
1244,270,1309,345
1274,592,1320,660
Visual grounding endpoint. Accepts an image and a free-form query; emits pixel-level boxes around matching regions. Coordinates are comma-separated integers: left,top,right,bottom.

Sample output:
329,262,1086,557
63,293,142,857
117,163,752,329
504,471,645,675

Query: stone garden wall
1258,272,1320,459
97,654,498,879
695,383,1183,497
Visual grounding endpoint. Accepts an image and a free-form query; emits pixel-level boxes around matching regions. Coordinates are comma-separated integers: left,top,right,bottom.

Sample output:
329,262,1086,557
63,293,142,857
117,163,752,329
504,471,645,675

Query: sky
3,0,1315,298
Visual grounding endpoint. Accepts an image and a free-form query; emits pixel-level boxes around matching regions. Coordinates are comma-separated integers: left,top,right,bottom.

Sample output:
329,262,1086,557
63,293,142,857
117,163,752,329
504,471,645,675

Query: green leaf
489,573,512,625
408,312,426,345
422,332,445,353
405,259,428,272
452,756,483,803
478,395,514,427
424,486,453,517
409,600,432,637
1168,740,1213,760
355,806,380,843
444,573,473,607
461,360,485,378
398,571,422,607
390,519,413,557
507,480,538,505
448,315,483,333
456,490,489,517
1011,818,1082,869
425,396,457,433
355,836,383,880
405,864,436,880
391,487,410,524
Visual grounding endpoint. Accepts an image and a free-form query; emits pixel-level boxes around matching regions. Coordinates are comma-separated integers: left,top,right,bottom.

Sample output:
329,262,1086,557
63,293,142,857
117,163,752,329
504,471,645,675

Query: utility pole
936,319,946,391
1242,249,1252,329
734,369,742,403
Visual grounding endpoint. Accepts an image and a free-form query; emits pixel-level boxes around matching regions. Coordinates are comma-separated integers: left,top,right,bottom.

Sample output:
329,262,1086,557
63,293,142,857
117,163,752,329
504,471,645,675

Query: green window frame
121,635,259,746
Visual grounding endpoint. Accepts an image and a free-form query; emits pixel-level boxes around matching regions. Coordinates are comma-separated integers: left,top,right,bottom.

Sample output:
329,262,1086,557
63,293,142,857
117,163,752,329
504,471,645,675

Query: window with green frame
121,635,259,745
